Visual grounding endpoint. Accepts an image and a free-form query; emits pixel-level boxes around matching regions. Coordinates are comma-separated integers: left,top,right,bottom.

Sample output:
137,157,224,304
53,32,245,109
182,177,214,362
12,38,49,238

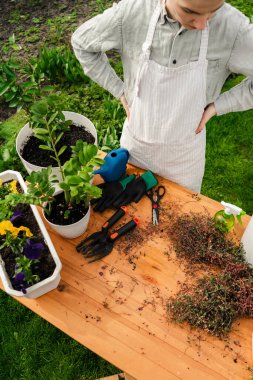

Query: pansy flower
10,180,18,194
0,220,33,237
14,272,28,294
24,238,44,260
10,209,23,224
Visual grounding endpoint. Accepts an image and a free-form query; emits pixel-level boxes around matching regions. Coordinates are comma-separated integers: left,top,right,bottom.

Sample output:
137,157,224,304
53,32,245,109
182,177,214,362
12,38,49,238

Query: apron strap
142,1,163,58
136,0,162,96
143,1,209,63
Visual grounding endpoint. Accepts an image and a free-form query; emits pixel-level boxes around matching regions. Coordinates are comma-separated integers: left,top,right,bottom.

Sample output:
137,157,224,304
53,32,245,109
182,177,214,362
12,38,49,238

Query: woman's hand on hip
195,103,217,134
120,94,130,120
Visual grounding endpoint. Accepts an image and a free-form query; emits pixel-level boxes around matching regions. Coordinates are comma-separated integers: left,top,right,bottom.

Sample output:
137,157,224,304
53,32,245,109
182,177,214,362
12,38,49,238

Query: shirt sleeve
214,18,253,115
71,2,125,99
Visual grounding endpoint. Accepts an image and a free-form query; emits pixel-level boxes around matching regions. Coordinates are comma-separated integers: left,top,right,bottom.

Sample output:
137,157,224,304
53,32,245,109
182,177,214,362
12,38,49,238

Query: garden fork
76,206,127,254
84,217,140,263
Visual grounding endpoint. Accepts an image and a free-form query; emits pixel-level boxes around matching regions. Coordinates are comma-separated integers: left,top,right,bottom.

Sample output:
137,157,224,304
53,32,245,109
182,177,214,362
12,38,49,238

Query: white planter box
16,111,98,181
0,170,62,299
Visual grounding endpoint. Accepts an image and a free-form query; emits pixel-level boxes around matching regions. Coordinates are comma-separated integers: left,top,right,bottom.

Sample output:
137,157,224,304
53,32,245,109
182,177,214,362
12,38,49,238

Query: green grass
0,111,27,174
227,0,253,17
203,105,253,213
0,292,119,380
0,0,253,379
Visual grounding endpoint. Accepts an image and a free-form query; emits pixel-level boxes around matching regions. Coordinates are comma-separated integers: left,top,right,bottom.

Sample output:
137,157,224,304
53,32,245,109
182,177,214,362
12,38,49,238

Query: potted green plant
0,51,97,175
0,170,62,298
16,97,97,181
4,140,104,239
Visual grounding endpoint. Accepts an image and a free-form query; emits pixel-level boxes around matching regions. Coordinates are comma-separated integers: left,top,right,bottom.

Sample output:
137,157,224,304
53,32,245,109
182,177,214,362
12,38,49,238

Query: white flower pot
0,170,62,299
16,111,98,182
43,204,91,239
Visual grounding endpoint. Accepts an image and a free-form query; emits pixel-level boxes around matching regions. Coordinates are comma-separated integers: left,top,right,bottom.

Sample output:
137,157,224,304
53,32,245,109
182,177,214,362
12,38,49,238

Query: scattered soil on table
0,203,56,290
21,124,95,167
45,191,88,225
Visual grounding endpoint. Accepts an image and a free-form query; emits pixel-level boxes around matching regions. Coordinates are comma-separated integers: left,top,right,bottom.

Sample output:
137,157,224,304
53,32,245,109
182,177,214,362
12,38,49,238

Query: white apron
120,0,209,193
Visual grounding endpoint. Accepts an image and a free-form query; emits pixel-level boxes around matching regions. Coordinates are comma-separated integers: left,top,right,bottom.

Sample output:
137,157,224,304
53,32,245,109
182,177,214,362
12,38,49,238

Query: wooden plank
56,259,252,380
0,168,252,380
123,374,137,380
95,374,136,380
95,374,124,380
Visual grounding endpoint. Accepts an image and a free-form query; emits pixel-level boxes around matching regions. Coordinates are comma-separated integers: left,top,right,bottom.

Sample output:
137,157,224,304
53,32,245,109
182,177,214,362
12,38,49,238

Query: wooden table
1,166,252,380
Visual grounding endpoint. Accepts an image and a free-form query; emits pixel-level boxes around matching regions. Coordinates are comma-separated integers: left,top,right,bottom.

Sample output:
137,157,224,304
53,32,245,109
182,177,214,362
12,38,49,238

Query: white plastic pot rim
16,111,98,171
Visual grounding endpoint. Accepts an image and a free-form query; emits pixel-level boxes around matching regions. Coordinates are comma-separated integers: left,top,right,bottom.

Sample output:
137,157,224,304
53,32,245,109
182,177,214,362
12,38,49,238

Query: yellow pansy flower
10,180,18,194
0,220,33,237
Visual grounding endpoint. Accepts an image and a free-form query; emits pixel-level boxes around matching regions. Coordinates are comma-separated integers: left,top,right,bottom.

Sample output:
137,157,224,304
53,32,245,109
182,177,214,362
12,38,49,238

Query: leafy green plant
103,94,125,121
0,179,19,221
0,201,15,222
0,34,55,112
60,140,104,206
0,231,27,255
29,97,72,178
2,167,55,218
98,125,120,152
15,254,40,286
2,141,104,219
0,60,39,112
31,46,90,84
0,52,53,112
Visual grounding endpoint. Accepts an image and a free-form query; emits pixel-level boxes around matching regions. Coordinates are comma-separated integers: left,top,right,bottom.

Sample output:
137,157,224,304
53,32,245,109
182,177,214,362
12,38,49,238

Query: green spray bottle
214,201,246,233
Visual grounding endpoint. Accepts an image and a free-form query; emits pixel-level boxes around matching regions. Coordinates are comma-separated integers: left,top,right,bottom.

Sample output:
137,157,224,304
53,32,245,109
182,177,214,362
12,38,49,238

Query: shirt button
173,59,177,64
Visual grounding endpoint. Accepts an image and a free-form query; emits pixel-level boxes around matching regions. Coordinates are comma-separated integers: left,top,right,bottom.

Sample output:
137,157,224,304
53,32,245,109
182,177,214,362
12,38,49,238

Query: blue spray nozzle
93,148,129,182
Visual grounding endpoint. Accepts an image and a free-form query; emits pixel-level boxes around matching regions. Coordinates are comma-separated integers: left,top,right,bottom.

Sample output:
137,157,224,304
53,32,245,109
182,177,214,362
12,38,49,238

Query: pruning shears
146,185,166,225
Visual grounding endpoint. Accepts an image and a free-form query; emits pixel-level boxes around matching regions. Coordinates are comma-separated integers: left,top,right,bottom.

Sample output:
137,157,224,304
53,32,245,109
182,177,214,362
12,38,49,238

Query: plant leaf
39,145,54,151
34,128,48,135
66,175,82,185
55,132,63,145
31,100,48,116
58,145,67,157
0,83,10,96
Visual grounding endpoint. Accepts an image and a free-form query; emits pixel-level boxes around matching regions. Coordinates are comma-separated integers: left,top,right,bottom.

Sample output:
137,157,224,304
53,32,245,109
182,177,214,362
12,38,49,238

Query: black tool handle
102,206,127,230
156,186,165,204
109,218,139,242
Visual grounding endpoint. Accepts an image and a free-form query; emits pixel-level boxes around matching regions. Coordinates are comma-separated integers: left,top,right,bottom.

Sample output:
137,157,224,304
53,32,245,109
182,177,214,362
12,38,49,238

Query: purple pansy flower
10,209,23,224
15,272,26,283
24,239,44,260
14,271,28,294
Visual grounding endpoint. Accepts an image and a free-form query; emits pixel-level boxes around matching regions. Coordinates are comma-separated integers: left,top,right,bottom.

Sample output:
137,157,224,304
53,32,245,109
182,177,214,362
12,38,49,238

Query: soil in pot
45,192,89,226
0,203,56,290
21,124,95,167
